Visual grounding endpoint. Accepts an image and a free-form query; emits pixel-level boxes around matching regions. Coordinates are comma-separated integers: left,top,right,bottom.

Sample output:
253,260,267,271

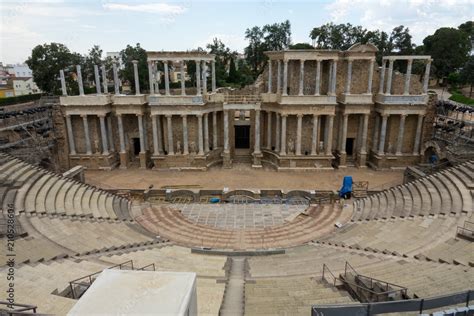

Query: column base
357,151,367,168
338,152,347,166
222,151,232,169
139,152,149,169
252,152,263,168
119,152,128,169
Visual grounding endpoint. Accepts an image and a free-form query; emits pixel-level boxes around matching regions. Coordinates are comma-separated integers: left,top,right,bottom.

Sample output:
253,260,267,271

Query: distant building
8,77,41,96
0,85,15,97
8,64,33,77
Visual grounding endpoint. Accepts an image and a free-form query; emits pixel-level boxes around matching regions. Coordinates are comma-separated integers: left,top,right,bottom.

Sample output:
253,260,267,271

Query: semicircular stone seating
136,202,353,250
353,161,473,221
0,153,131,220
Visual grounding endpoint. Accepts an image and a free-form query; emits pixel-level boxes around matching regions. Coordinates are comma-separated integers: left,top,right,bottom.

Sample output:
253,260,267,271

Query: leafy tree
423,27,471,80
227,57,239,83
244,20,292,77
26,42,82,95
460,56,474,97
206,38,238,87
185,47,205,87
289,43,314,49
119,43,149,93
83,45,103,86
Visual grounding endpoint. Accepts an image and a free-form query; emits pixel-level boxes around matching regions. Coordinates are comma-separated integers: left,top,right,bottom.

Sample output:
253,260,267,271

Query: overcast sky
1,0,472,64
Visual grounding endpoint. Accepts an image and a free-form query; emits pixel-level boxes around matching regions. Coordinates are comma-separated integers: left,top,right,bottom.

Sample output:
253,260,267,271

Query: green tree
26,42,82,95
289,43,314,49
227,57,239,83
83,45,103,86
244,20,292,77
423,27,471,80
206,38,238,87
119,43,149,93
460,56,474,97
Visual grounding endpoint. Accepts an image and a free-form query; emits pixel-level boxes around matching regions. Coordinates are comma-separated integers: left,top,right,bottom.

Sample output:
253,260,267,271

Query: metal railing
456,220,474,241
69,260,134,299
322,264,342,287
343,262,408,302
313,289,473,316
0,301,37,315
137,263,156,271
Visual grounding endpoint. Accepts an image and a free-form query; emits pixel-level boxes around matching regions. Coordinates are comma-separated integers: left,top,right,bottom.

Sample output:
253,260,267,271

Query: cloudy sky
1,0,472,64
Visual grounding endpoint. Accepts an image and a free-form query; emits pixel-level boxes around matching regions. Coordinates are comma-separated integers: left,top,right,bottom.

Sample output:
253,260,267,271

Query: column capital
281,113,288,118
132,60,138,64
98,114,106,118
297,113,303,118
147,60,153,65
80,114,88,119
66,114,72,118
136,113,144,118
400,113,408,118
196,113,203,118
180,114,187,118
165,114,172,119
381,113,390,118
163,60,168,65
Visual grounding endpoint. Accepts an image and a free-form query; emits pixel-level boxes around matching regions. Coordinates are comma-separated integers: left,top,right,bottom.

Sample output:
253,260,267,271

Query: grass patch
448,89,474,105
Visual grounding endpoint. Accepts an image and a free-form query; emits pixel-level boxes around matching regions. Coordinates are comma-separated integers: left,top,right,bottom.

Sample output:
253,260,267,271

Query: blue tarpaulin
339,176,353,198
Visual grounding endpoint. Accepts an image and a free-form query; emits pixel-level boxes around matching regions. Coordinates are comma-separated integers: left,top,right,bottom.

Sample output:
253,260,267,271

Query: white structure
10,77,41,96
7,64,33,77
67,270,198,315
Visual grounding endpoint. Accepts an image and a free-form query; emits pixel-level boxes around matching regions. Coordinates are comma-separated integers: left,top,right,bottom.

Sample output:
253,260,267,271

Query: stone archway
421,140,446,163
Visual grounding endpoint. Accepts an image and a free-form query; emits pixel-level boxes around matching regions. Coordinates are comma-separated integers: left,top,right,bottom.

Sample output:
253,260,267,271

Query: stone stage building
58,44,435,171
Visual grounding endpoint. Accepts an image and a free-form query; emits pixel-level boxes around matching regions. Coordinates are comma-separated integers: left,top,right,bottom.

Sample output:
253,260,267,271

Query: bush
449,89,474,105
0,93,43,107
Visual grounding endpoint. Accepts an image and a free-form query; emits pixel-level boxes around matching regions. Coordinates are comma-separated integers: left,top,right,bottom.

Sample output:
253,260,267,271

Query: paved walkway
162,203,308,230
85,164,404,191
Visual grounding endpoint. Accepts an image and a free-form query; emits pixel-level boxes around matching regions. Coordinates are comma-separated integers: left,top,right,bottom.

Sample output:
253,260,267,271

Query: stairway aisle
220,257,246,316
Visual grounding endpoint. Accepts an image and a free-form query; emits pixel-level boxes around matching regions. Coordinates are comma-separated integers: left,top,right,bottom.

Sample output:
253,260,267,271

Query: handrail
137,263,156,271
0,301,37,313
322,264,339,286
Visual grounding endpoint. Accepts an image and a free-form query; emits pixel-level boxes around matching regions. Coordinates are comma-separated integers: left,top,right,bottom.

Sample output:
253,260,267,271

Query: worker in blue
339,176,353,199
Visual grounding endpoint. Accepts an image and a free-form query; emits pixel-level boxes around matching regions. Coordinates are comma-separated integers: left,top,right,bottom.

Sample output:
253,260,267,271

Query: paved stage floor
85,164,404,191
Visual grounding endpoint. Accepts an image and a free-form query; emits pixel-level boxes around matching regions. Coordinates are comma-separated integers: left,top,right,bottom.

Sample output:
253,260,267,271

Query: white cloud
103,2,187,15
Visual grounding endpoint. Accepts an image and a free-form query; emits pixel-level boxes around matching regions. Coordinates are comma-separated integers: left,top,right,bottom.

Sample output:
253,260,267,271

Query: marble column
254,110,261,154
378,115,388,155
296,114,303,155
117,115,125,153
148,61,155,95
94,65,101,94
276,60,282,94
113,62,120,95
180,60,186,96
267,60,272,93
195,60,201,96
107,116,114,152
76,65,84,96
299,60,305,96
181,115,189,155
197,114,204,155
275,113,281,153
204,113,210,153
315,60,321,95
311,115,319,155
266,111,272,149
101,65,108,94
385,59,394,95
137,114,145,153
413,115,424,155
423,60,431,93
345,60,353,94
378,60,387,94
372,114,380,152
81,115,91,154
65,115,76,154
211,61,216,92
404,59,413,95
202,61,207,94
339,114,348,154
60,70,67,96
223,111,229,153
325,115,334,156
164,61,170,96
360,114,369,154
367,59,374,94
396,114,407,155
280,114,287,155
99,115,109,155
166,115,174,155
282,60,288,96
156,115,164,154
132,60,140,95
212,112,218,149
152,114,160,155
331,60,338,94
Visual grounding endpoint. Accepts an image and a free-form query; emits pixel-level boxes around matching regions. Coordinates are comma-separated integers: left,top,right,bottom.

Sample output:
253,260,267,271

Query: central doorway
346,138,354,155
235,125,250,149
